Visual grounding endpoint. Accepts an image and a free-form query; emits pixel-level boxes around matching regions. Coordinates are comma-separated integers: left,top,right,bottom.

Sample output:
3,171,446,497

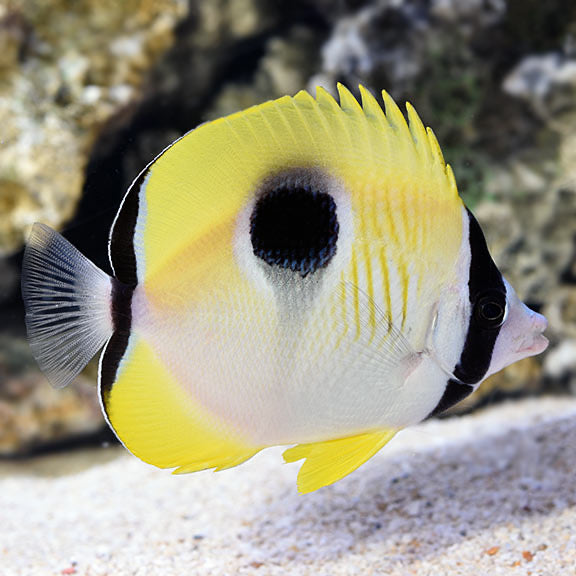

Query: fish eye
474,292,507,329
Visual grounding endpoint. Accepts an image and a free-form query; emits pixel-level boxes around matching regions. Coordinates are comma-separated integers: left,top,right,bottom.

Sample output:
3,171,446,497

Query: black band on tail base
100,330,131,402
100,278,135,399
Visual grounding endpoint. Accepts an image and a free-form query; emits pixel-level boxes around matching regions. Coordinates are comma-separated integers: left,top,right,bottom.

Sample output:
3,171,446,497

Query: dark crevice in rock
0,426,117,460
70,0,330,275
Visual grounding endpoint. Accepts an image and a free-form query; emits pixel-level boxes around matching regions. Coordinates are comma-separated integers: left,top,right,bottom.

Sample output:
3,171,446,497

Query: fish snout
517,306,549,356
531,309,548,334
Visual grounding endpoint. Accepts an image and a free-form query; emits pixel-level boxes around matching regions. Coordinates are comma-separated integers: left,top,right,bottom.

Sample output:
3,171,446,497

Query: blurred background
0,0,574,460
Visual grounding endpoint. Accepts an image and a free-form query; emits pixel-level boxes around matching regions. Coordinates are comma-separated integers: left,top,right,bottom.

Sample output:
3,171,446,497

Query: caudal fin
21,223,114,388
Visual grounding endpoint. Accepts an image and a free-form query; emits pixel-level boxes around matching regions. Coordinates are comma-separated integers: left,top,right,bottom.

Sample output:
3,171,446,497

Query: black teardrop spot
250,185,339,277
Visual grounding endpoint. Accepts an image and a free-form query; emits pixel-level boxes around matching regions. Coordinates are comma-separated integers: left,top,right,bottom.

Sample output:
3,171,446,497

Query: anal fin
101,336,261,475
283,429,398,494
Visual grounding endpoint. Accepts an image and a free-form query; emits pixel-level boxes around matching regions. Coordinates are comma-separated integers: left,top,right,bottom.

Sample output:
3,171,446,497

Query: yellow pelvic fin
101,336,261,474
283,429,398,494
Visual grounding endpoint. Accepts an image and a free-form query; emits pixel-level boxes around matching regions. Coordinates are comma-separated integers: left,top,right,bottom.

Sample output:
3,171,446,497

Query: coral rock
0,336,104,455
0,0,188,255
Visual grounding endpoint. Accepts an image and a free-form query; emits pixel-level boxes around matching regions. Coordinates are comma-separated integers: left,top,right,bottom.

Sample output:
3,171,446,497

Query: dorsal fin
132,85,462,289
337,83,364,114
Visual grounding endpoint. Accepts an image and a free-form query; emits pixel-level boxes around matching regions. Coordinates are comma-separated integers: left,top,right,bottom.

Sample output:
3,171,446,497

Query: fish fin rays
406,102,432,164
139,84,458,284
337,83,364,114
336,281,423,383
21,223,114,389
172,451,258,474
283,429,398,494
101,336,261,473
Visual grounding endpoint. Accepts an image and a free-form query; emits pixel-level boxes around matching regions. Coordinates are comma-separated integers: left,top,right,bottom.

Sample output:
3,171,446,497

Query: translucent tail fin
21,223,114,388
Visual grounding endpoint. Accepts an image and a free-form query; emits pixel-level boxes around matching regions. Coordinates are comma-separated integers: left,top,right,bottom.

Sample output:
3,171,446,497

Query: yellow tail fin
283,429,398,494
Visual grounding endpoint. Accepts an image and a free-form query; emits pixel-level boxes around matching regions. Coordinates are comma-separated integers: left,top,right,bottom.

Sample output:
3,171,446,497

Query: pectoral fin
283,429,398,493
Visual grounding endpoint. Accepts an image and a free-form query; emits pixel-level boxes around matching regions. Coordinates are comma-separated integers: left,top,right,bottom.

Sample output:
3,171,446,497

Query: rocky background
0,0,574,455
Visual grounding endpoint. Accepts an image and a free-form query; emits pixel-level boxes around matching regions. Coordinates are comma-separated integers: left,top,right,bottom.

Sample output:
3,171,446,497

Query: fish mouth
517,333,549,357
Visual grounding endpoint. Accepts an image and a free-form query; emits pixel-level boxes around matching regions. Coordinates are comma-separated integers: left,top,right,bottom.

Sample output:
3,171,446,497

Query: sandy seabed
1,396,575,576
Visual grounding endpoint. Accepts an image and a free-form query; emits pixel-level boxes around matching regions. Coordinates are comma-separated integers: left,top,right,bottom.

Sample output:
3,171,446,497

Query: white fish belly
135,286,448,447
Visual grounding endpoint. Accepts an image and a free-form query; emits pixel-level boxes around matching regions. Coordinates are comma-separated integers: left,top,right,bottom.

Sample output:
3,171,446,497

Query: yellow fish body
21,85,548,493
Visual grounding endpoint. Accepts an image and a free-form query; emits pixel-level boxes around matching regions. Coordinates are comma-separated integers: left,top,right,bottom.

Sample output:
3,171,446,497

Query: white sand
1,396,576,576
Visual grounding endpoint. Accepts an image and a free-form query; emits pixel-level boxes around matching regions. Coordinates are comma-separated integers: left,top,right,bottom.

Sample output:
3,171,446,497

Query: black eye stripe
466,210,506,299
429,209,506,416
452,209,506,385
428,379,474,418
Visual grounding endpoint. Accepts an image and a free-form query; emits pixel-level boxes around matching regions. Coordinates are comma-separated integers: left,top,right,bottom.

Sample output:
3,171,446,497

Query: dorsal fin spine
359,85,388,126
446,164,459,198
337,83,364,115
315,85,341,112
380,89,412,139
406,102,432,165
293,88,317,108
316,85,356,150
425,126,446,166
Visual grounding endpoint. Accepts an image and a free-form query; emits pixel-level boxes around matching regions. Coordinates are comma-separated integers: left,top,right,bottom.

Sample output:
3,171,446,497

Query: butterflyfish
21,85,549,493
